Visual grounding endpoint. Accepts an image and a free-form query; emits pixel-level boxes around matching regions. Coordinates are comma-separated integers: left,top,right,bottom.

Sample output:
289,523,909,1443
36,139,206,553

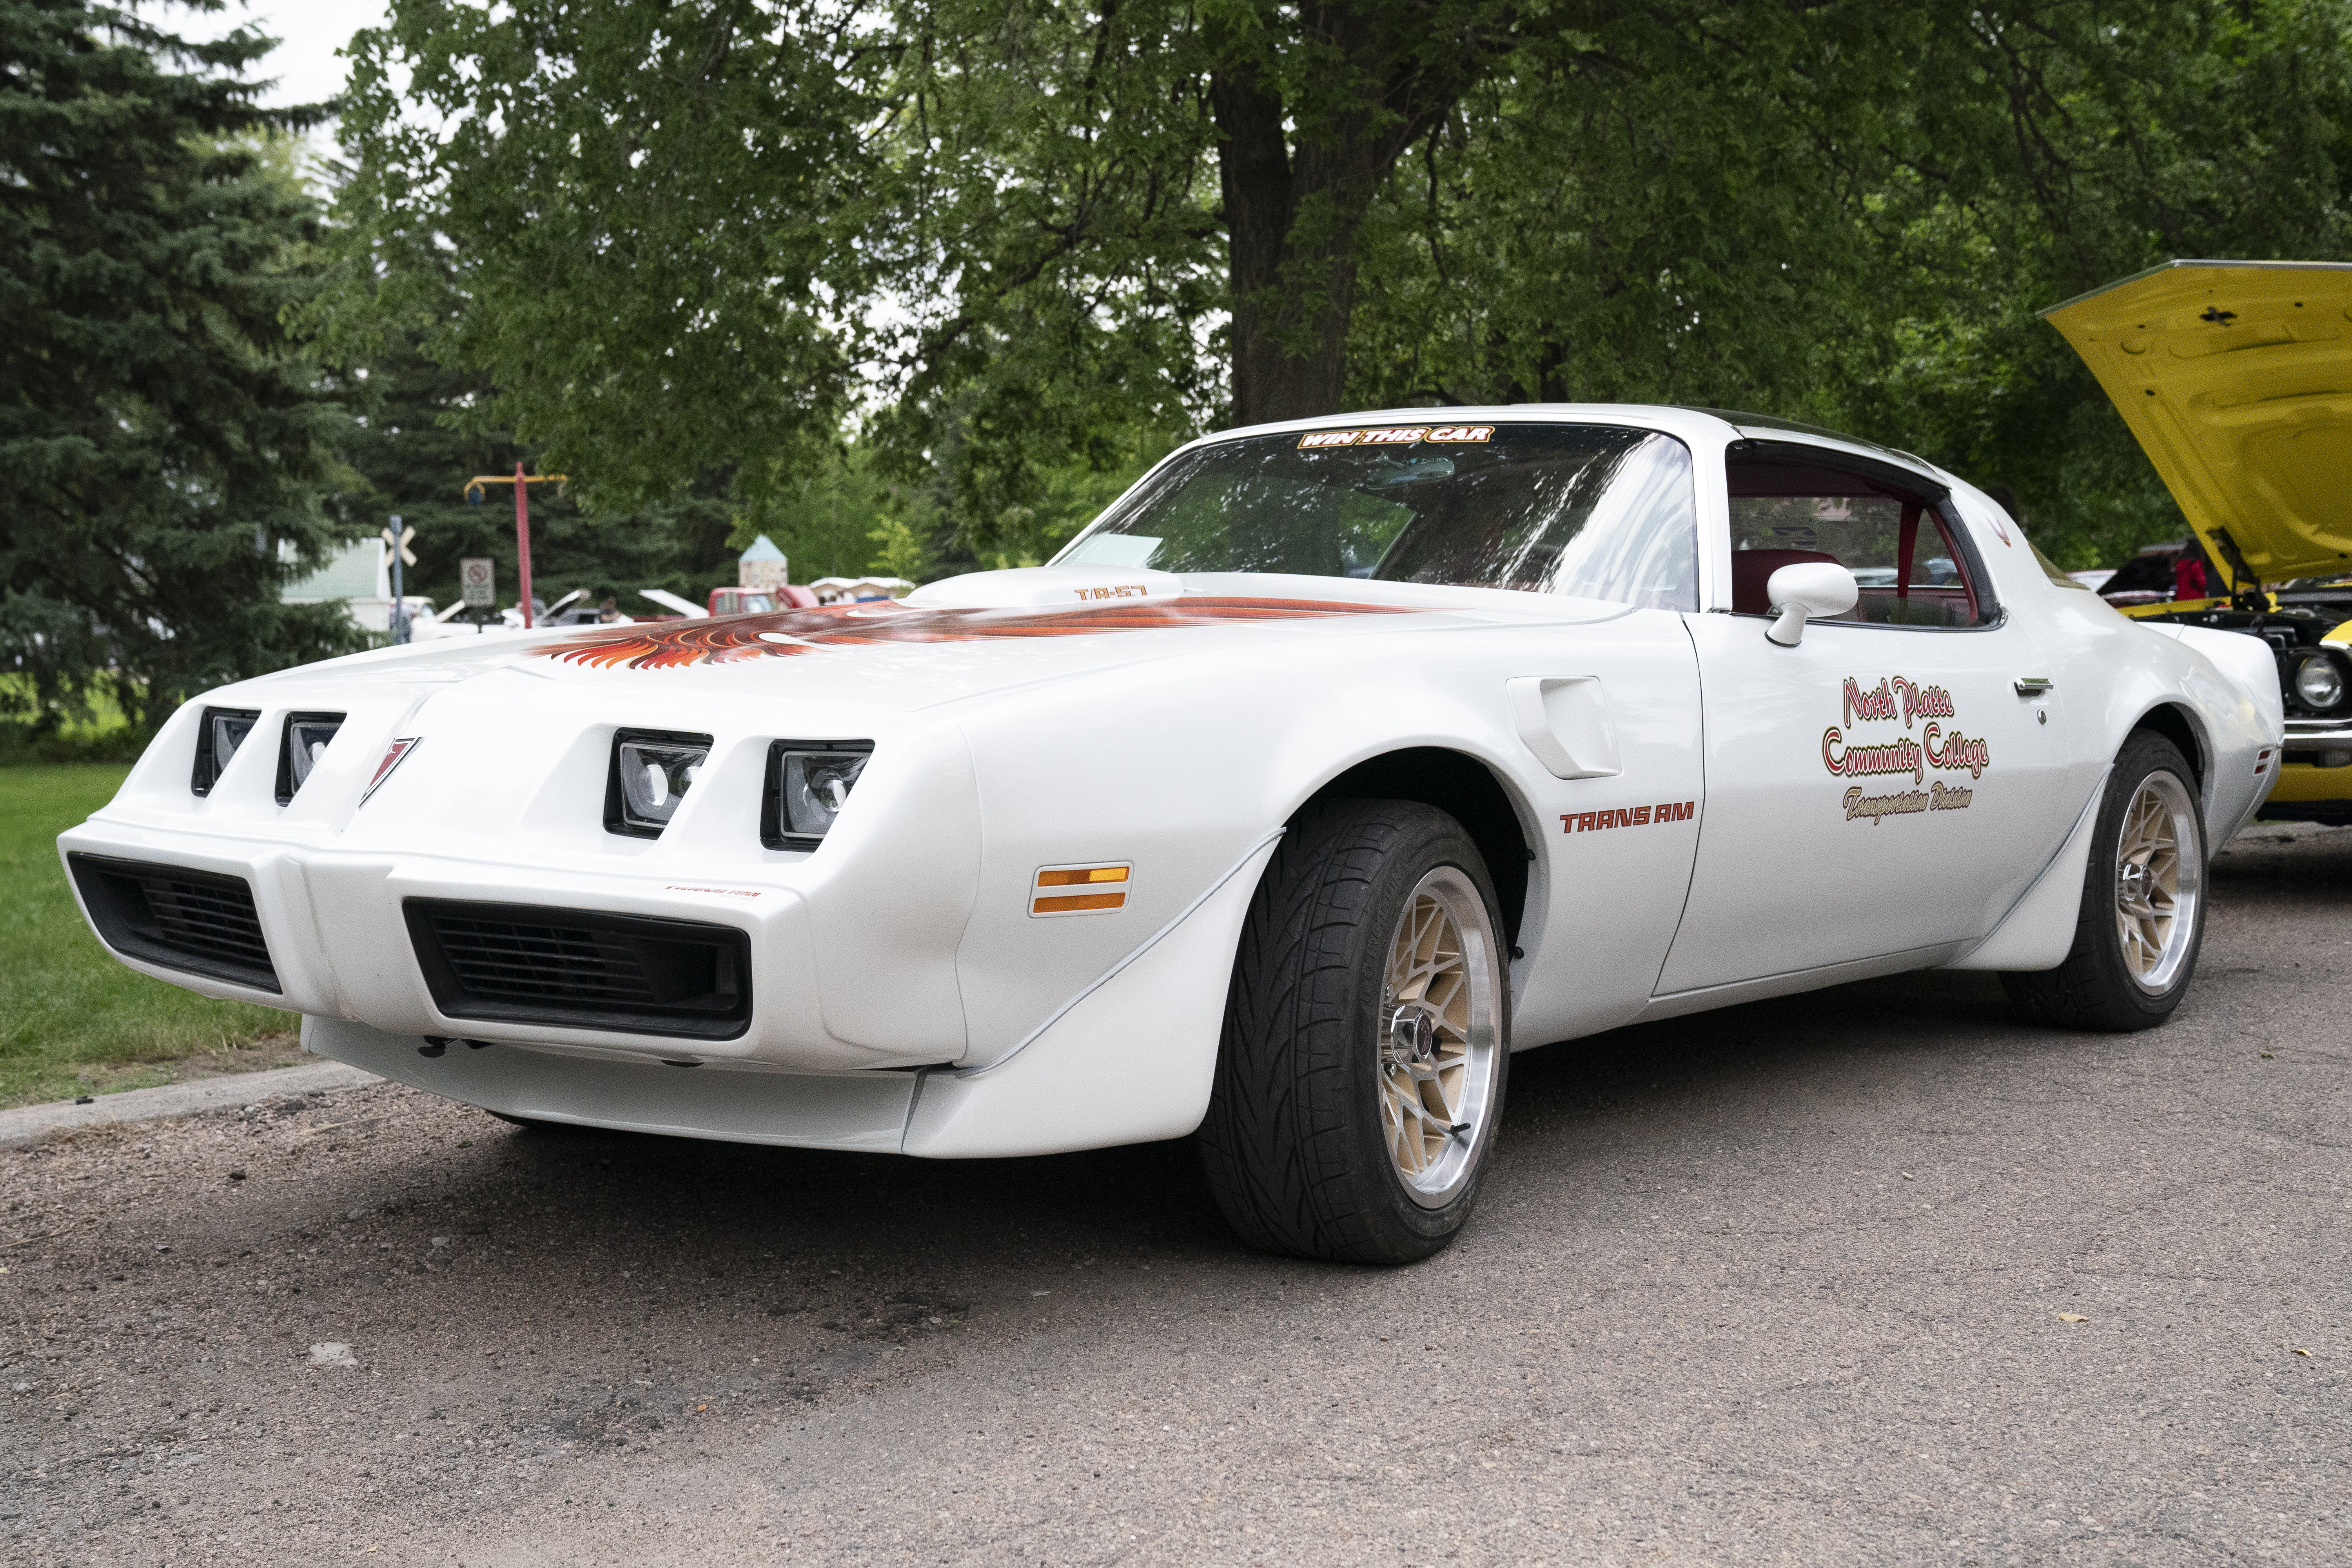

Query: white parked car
60,408,2282,1262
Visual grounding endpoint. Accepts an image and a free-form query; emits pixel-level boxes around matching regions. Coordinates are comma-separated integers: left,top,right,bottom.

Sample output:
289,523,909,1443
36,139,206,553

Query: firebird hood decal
537,596,1416,671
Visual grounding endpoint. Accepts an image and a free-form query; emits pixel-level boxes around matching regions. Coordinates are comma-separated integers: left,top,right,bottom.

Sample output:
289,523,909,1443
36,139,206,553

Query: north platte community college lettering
1821,723,1991,784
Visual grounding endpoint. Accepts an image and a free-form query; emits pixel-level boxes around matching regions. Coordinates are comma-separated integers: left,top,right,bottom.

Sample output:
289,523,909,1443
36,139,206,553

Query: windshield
1059,422,1699,610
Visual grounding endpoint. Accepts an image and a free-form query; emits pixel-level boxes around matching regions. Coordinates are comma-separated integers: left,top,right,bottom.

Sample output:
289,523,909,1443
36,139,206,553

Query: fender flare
1944,763,2111,972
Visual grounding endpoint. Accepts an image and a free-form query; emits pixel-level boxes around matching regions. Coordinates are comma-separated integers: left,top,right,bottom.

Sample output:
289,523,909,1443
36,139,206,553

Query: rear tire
2002,731,2206,1031
1197,800,1510,1264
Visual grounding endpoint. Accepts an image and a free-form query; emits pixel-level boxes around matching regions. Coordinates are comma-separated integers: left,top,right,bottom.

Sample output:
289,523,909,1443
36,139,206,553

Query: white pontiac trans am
59,408,2283,1262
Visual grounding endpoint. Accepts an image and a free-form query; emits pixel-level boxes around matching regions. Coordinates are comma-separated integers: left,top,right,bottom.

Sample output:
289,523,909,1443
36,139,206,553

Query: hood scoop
904,565,1188,611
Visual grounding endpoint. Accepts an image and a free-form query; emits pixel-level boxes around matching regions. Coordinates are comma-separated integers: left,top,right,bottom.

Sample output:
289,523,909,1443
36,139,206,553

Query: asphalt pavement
4,824,2346,1566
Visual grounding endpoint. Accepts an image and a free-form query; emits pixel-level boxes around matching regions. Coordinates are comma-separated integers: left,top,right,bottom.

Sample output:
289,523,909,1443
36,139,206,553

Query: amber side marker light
1031,863,1131,916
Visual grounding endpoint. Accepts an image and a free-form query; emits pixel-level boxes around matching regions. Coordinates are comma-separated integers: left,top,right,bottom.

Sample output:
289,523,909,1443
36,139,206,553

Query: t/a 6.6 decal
1820,675,1988,826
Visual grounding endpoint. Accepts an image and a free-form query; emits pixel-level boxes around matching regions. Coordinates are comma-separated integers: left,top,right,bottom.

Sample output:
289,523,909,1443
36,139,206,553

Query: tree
328,0,2352,575
327,0,1501,534
1341,0,2352,566
1833,0,2352,567
321,0,879,521
0,0,363,735
337,323,743,617
730,442,938,583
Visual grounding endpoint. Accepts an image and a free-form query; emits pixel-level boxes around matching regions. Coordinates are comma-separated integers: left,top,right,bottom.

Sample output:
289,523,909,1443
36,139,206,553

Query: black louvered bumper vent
67,853,281,993
403,899,752,1040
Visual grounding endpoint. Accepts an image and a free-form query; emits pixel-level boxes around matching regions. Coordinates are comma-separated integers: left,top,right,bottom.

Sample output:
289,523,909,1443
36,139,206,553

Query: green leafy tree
326,0,1499,549
0,0,363,735
319,0,878,522
1342,0,2352,568
730,442,938,583
338,325,743,618
1344,5,1938,412
327,0,2352,577
1835,0,2352,567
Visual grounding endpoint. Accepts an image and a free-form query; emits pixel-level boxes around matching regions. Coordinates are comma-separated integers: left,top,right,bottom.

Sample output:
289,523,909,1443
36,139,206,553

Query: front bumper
299,829,1276,1158
54,824,891,1067
306,1017,918,1150
55,668,1002,1070
2261,719,2352,817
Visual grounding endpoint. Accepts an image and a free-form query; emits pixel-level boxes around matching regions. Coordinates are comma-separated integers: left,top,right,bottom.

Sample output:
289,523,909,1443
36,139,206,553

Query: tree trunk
1210,1,1485,426
1214,65,1364,423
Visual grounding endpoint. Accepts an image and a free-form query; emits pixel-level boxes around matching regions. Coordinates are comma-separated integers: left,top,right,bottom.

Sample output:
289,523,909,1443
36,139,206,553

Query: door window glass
1726,448,1993,627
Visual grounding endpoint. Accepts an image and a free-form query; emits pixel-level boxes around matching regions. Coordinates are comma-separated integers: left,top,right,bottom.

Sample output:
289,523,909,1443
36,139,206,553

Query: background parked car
2048,260,2352,825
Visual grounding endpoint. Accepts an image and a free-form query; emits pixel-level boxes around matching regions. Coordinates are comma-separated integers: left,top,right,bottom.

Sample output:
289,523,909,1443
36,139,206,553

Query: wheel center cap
2118,862,2149,904
1389,1008,1438,1063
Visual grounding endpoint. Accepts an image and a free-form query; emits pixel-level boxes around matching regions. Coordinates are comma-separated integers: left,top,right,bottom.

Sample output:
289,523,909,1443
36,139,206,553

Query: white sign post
459,557,496,613
381,518,418,643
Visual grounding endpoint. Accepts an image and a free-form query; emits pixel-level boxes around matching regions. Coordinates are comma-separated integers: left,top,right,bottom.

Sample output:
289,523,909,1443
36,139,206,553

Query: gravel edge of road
0,1058,379,1148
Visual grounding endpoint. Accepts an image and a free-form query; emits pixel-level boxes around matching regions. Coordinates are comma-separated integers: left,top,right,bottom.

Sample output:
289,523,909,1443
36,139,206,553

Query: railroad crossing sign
381,521,417,568
459,557,496,609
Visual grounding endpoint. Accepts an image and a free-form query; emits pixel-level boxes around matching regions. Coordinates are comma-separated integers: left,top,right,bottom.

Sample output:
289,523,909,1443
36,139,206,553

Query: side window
1544,432,1699,612
1725,447,1994,628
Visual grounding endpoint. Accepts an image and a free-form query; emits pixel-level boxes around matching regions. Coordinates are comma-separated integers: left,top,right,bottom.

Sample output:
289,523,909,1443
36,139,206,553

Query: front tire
2002,731,2207,1031
1197,799,1510,1264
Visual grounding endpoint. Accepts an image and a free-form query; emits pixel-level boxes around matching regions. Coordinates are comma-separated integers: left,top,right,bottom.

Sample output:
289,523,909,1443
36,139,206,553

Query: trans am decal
1822,674,1987,825
538,597,1412,671
1560,801,1695,834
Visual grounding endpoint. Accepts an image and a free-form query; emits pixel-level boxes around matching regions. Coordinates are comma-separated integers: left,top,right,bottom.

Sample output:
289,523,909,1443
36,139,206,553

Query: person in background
2175,551,2209,600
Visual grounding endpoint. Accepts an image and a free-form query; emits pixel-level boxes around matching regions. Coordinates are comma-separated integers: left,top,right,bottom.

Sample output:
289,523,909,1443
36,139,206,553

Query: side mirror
1764,562,1859,647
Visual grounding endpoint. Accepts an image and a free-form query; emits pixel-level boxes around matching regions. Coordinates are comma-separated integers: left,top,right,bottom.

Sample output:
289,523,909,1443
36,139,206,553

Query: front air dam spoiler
304,1018,914,1152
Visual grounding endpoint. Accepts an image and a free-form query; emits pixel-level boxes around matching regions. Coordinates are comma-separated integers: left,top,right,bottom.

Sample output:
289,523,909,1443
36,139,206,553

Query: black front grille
67,854,281,993
403,899,751,1040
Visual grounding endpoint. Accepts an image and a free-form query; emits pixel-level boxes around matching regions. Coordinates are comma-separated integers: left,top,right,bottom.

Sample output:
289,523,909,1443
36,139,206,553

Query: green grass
1,766,299,1109
0,675,149,765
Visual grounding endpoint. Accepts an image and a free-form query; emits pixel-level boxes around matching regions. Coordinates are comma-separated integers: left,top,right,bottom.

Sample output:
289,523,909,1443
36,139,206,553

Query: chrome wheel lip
1376,865,1502,1210
2115,769,2201,995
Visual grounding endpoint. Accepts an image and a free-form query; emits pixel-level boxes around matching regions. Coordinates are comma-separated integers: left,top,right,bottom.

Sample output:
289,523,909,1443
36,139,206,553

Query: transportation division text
1843,782,1976,824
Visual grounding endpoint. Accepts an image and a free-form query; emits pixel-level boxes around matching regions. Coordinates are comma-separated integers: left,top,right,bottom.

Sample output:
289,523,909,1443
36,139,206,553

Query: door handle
2014,676,2055,696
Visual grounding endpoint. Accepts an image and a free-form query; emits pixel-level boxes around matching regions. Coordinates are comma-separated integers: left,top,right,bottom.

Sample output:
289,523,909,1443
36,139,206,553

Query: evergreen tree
0,0,363,734
338,325,742,619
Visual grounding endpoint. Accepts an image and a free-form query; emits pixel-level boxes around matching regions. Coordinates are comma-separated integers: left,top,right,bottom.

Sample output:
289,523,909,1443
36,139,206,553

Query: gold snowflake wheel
1377,867,1503,1207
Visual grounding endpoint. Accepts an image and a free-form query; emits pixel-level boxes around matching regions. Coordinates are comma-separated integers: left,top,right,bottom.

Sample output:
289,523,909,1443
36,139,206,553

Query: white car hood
265,572,1639,712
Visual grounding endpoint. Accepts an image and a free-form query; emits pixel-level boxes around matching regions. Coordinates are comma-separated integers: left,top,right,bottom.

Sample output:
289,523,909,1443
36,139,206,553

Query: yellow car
2049,260,2352,826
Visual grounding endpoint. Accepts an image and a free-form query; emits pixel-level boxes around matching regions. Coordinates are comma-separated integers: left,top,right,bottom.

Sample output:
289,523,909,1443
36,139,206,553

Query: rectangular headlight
191,706,260,796
276,711,346,804
606,728,714,837
760,741,873,848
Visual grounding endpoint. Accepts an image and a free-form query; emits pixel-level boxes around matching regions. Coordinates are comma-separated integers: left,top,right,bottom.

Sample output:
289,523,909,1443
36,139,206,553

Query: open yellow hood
2044,260,2352,585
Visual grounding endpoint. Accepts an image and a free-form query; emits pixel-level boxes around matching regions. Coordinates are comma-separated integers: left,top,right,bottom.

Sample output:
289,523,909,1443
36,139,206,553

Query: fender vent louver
402,899,751,1040
67,854,281,993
